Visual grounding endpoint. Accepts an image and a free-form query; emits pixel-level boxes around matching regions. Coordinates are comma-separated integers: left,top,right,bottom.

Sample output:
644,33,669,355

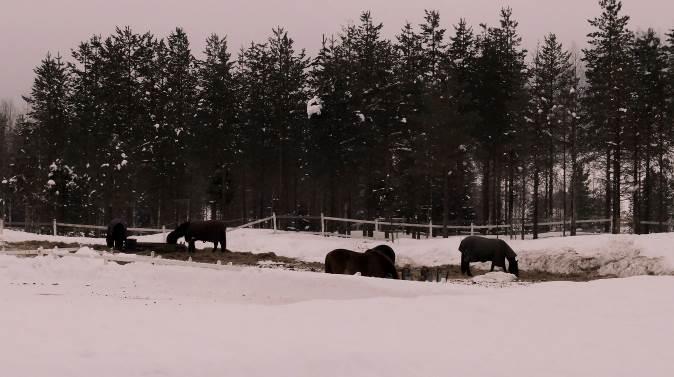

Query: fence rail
1,215,670,242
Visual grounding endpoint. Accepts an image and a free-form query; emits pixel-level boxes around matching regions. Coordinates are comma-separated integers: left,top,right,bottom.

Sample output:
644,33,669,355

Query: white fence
0,216,277,238
0,215,670,241
319,214,613,239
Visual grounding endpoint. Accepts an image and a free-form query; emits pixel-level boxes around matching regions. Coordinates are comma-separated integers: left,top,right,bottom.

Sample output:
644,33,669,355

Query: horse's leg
490,261,495,272
213,241,217,252
189,239,196,253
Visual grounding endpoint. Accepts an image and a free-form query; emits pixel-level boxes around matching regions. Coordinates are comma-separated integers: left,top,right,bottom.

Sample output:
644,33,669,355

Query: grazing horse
106,219,127,251
458,236,519,277
166,220,227,253
324,248,398,279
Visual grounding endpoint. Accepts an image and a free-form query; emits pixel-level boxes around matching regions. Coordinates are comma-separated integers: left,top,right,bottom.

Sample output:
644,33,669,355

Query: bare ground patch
2,240,615,282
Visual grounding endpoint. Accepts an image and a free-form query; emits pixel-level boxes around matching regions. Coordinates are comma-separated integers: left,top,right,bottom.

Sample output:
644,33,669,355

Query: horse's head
166,222,190,244
166,231,179,244
508,258,519,277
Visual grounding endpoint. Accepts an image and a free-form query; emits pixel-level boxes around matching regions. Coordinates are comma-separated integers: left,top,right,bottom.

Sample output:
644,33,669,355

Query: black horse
106,219,127,251
324,248,398,279
458,236,519,277
371,244,395,264
166,220,227,253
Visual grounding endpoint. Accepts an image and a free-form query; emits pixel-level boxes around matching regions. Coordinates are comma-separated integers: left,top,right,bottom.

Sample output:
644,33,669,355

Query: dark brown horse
106,219,127,251
324,248,398,279
371,244,395,264
459,236,519,277
166,220,227,253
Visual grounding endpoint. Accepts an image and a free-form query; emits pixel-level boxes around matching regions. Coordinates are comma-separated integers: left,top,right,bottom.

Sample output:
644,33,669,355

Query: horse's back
460,236,502,262
325,249,363,275
186,220,227,241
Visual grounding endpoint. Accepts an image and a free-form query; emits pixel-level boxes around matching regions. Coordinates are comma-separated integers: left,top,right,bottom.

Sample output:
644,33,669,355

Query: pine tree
266,27,309,216
629,29,668,232
529,33,576,237
392,22,424,220
163,28,197,222
583,0,633,233
21,53,72,220
473,8,528,226
195,34,239,219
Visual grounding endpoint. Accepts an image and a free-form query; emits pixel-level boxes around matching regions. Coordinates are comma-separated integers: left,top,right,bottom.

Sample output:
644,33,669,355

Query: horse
371,244,395,264
324,248,399,279
106,219,127,251
458,236,519,277
166,220,227,253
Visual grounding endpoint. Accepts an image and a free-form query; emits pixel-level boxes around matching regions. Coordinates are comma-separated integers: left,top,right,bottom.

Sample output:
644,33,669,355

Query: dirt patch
2,240,612,282
2,240,92,250
396,264,610,283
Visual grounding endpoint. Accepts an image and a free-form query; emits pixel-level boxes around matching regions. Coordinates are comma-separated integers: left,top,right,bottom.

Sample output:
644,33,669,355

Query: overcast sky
1,0,672,107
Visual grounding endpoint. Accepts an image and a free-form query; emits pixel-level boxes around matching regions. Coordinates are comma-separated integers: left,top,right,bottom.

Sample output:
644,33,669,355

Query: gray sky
1,0,672,107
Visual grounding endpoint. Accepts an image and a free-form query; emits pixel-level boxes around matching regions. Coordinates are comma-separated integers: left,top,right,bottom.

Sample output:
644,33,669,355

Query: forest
0,0,672,236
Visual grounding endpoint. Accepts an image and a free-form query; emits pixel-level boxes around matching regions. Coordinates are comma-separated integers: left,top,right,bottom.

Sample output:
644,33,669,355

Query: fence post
375,218,379,233
320,213,324,236
428,220,432,239
272,212,277,233
0,218,3,235
162,225,166,239
470,222,474,236
53,219,57,236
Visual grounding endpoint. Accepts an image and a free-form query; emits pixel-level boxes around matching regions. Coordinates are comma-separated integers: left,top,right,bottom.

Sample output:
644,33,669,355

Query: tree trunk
604,149,612,233
533,164,540,240
612,138,621,234
570,118,578,236
481,158,490,224
442,169,449,238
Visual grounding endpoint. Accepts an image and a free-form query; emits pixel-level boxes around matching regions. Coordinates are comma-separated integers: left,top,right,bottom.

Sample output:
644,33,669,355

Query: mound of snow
74,247,100,257
472,271,518,283
518,237,671,277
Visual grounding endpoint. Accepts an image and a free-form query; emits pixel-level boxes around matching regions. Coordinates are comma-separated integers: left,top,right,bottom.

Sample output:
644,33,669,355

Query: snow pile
472,271,518,283
74,246,100,257
518,237,671,277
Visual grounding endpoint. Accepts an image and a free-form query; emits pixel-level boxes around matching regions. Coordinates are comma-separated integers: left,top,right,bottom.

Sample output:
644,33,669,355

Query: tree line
0,0,673,236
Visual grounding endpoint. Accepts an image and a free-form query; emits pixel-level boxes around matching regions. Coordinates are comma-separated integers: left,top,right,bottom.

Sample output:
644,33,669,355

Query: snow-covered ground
3,227,673,276
0,253,673,377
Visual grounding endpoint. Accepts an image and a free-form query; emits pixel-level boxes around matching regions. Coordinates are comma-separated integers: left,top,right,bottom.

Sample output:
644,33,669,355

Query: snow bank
0,254,673,377
472,271,518,284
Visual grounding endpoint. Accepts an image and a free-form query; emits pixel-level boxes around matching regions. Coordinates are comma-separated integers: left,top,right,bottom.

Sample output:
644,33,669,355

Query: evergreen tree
473,8,528,226
392,22,424,220
21,53,72,220
528,33,576,237
629,29,668,232
163,27,197,222
583,0,633,233
195,34,239,219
